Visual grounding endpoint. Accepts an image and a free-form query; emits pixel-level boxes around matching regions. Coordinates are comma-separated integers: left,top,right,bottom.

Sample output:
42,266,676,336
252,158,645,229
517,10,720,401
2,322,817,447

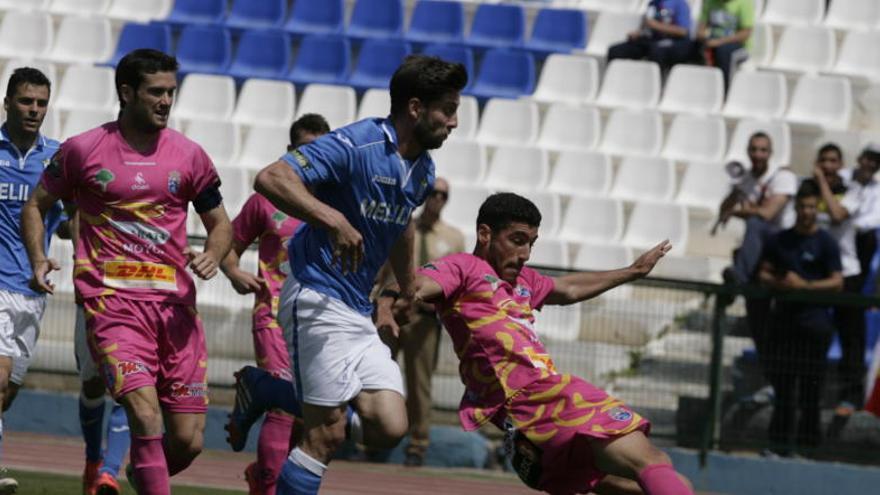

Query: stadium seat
824,0,880,31
41,107,60,142
50,0,109,16
484,145,550,192
0,10,52,59
162,0,225,28
347,39,412,91
676,161,730,212
466,3,525,49
585,12,642,58
176,25,232,77
558,196,624,245
658,65,724,115
525,8,588,57
347,0,404,40
106,0,172,23
771,25,836,74
296,84,357,130
184,120,241,166
237,124,290,170
532,54,599,105
232,79,295,128
537,103,601,152
722,70,787,120
578,0,645,13
596,59,661,109
762,0,825,26
443,185,492,232
107,23,172,67
533,301,580,341
832,30,880,82
215,166,250,214
430,140,487,185
476,98,539,146
746,23,774,69
174,74,236,122
526,191,563,237
726,118,792,167
54,66,116,113
623,201,688,255
422,44,474,90
357,88,390,120
547,150,613,197
600,109,663,157
662,114,727,163
60,109,116,141
227,30,290,82
451,95,478,141
287,35,351,87
225,0,286,32
467,48,536,100
572,243,633,273
785,74,852,131
284,0,344,36
45,15,112,65
610,156,676,203
406,0,464,45
528,236,568,268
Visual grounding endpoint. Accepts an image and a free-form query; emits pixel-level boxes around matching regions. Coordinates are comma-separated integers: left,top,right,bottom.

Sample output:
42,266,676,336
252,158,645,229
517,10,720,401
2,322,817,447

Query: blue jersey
0,126,65,296
282,118,435,315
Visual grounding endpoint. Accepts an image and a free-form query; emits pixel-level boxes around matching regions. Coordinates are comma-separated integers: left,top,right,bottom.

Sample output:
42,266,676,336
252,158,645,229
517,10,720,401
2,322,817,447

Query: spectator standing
696,0,754,88
607,0,692,73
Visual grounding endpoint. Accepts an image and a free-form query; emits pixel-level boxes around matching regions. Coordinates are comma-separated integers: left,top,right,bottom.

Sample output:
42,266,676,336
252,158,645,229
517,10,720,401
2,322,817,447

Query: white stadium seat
526,191,563,237
746,23,774,69
484,145,550,192
786,74,852,131
443,185,492,232
723,70,787,120
623,201,688,255
0,10,52,59
600,109,663,157
451,95,478,141
232,79,296,128
771,25,836,74
676,161,730,211
597,59,661,110
46,15,113,65
610,156,676,203
476,98,539,146
832,30,880,82
824,0,880,31
762,0,825,26
60,109,115,141
0,0,50,10
0,59,57,100
528,236,569,269
537,104,601,152
183,120,241,167
585,11,642,58
50,0,110,16
54,66,116,112
726,118,792,167
659,65,724,115
576,0,645,13
430,140,487,185
532,54,599,105
175,74,236,122
558,196,624,245
571,243,633,272
548,151,613,197
215,166,250,216
106,0,172,23
237,125,290,171
296,84,356,130
357,88,391,121
41,107,60,140
662,114,726,163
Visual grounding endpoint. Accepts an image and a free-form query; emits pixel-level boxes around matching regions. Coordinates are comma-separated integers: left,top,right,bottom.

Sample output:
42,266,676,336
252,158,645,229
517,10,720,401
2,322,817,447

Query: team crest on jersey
94,169,115,192
514,285,531,298
484,274,500,291
167,171,180,194
607,406,633,422
272,210,288,230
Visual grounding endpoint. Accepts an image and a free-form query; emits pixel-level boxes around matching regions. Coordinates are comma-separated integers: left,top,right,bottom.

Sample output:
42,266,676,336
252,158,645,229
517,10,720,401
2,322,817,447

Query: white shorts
74,304,99,381
0,288,46,385
278,277,404,407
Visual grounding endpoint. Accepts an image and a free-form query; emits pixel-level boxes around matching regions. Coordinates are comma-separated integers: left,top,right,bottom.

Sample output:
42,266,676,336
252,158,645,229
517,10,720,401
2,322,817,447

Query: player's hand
29,258,60,294
375,297,401,338
631,240,672,277
780,271,808,291
329,216,364,275
813,164,828,183
184,246,220,280
226,267,265,294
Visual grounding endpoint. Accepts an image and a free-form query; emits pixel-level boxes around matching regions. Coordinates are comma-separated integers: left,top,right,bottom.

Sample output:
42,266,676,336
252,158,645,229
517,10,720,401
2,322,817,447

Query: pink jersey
41,122,219,306
232,193,301,329
418,252,556,431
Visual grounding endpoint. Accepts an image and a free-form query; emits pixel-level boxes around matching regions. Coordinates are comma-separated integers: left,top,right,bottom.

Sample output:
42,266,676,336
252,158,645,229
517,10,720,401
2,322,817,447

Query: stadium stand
232,78,296,128
610,156,676,203
174,73,237,121
430,139,487,185
537,103,602,152
162,0,225,29
722,70,788,120
531,54,600,105
596,59,661,110
524,8,588,57
106,22,172,67
466,3,525,49
46,15,113,66
771,25,836,74
295,83,357,130
0,10,52,59
658,65,724,115
183,120,242,166
346,0,404,40
54,65,117,113
176,24,232,77
347,38,412,91
786,74,853,131
224,0,286,32
237,124,290,171
357,87,391,120
662,114,727,163
227,30,291,82
287,34,351,86
467,48,536,100
547,151,613,197
484,144,550,192
600,108,663,157
406,0,465,45
761,0,825,26
823,0,880,30
284,0,345,36
558,195,625,245
475,98,539,146
49,0,110,16
105,0,171,23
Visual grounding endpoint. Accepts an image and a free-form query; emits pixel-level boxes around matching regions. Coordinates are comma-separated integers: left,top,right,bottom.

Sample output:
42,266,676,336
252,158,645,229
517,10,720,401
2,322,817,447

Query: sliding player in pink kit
220,114,329,495
21,49,233,495
378,193,693,495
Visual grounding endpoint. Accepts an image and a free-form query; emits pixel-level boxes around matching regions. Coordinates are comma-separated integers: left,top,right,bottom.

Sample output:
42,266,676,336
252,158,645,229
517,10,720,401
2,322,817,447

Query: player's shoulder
160,126,204,156
333,118,389,149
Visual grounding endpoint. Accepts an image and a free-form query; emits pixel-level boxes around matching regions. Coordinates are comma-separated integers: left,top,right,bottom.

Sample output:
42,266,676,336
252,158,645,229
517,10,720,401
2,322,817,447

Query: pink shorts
496,373,649,495
83,296,208,413
252,324,292,382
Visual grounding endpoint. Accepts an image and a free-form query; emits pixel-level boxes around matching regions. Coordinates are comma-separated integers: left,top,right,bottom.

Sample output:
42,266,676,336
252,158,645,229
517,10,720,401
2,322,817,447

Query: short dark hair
749,131,771,146
289,113,330,146
6,67,51,100
389,55,468,117
477,193,542,232
797,179,821,200
861,147,880,166
115,49,178,108
817,142,843,161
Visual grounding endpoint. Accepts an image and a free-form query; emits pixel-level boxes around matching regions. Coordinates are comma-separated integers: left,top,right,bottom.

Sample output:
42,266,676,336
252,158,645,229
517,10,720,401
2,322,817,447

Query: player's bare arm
188,205,233,280
220,239,265,294
255,160,364,273
20,183,62,294
544,240,671,305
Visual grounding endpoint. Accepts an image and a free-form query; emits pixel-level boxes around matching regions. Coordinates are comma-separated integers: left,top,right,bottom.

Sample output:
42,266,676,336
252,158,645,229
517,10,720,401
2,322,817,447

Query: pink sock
131,435,170,495
637,463,693,495
257,412,295,495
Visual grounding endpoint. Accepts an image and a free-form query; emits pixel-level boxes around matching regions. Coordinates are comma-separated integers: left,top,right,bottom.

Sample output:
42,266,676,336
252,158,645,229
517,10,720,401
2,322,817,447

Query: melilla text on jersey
360,198,412,226
0,182,29,202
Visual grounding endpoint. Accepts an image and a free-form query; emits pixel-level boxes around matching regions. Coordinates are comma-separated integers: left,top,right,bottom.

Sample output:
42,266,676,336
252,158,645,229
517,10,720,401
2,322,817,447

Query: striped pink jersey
40,122,219,306
232,193,302,328
418,252,557,430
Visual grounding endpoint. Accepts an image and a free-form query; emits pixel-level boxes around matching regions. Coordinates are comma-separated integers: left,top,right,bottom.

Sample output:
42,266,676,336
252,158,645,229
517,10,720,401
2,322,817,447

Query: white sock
289,447,327,477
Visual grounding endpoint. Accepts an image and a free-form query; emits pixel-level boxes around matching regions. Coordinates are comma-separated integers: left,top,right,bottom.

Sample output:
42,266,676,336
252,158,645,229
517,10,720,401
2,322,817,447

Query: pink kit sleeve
232,194,265,248
187,145,221,201
522,267,556,310
417,253,471,300
40,140,81,202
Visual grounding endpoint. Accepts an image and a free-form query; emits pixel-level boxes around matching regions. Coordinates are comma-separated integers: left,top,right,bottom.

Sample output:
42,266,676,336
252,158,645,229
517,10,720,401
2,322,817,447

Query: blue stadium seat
466,4,525,49
525,8,588,57
406,0,464,45
347,0,403,40
467,48,535,100
176,25,232,77
284,0,344,36
422,44,473,89
225,0,286,32
287,34,351,87
107,23,172,67
228,30,290,82
163,0,225,29
348,39,412,91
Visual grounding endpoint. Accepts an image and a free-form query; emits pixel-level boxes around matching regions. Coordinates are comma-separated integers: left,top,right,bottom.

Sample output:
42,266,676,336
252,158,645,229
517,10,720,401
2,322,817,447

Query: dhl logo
103,261,177,291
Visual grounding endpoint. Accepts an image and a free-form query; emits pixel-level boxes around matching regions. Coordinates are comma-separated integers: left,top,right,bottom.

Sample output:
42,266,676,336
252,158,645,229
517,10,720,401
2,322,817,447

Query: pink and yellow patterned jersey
232,193,302,329
418,252,557,430
41,122,220,306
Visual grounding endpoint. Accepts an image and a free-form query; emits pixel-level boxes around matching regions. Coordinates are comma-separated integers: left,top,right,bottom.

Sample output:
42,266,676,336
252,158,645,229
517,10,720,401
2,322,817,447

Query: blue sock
79,394,105,462
276,448,325,495
254,372,302,417
99,404,130,477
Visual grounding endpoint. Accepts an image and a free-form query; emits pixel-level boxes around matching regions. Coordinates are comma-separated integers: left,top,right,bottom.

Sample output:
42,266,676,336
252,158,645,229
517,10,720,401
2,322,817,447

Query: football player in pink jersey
220,114,329,495
377,193,693,495
21,49,233,495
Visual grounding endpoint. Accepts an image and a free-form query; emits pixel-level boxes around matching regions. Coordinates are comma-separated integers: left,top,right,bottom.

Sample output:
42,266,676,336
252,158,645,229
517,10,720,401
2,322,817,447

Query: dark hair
115,49,178,108
748,131,772,147
817,142,843,161
6,67,51,100
389,55,468,117
289,113,330,146
861,147,880,166
477,193,542,231
797,179,821,200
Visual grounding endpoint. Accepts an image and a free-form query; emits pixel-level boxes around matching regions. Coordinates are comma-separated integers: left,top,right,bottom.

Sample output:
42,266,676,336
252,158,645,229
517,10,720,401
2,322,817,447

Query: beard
414,118,446,150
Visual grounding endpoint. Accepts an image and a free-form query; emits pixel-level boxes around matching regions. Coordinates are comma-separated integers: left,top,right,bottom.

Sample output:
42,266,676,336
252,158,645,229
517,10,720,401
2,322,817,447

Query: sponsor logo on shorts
95,169,115,192
117,360,148,376
607,406,633,422
170,382,207,399
168,171,180,194
131,172,150,191
103,261,177,291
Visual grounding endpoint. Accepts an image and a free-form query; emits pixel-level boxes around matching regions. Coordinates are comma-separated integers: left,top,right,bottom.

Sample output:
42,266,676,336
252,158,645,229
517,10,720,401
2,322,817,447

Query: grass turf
6,469,245,494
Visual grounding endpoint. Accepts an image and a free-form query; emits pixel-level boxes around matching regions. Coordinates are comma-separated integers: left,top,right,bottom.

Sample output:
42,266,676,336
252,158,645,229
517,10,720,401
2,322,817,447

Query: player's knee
167,429,204,460
126,403,163,434
2,383,19,412
82,377,106,399
367,416,408,450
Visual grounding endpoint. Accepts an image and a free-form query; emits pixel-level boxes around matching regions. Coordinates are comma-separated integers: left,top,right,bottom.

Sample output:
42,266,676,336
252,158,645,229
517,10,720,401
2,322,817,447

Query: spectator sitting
695,0,754,89
758,179,843,456
850,145,880,287
607,0,692,73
